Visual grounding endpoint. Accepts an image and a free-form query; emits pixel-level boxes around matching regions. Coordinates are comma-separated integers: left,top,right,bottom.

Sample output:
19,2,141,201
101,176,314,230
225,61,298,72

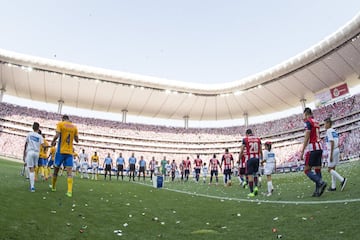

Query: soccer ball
227,181,232,186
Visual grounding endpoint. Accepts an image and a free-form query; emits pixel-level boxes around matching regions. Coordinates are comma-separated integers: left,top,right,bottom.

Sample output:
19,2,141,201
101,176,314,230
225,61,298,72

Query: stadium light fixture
234,90,243,96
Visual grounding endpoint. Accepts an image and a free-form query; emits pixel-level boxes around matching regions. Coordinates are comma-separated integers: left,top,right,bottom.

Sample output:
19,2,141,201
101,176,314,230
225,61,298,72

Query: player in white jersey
165,161,172,181
72,151,80,175
79,149,89,179
262,142,276,196
23,122,44,192
202,162,208,184
324,118,347,191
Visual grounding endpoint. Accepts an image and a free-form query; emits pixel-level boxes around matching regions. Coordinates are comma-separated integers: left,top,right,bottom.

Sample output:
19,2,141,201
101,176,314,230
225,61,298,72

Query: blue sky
1,1,360,127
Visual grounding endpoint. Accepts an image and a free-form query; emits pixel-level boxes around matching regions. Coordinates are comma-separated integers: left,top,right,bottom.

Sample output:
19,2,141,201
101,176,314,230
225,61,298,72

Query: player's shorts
81,163,89,169
246,158,259,175
239,167,246,175
195,168,201,174
55,153,73,168
130,164,135,171
327,148,340,168
305,150,322,167
139,166,145,173
92,163,99,169
264,163,275,175
48,159,54,167
161,168,166,175
105,164,112,171
117,164,124,171
184,169,190,175
73,161,80,171
38,158,47,166
223,168,232,175
210,170,218,176
26,151,39,168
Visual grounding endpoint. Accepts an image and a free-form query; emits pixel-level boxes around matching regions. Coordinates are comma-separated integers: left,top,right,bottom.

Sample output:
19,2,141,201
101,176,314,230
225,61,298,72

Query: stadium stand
0,93,359,170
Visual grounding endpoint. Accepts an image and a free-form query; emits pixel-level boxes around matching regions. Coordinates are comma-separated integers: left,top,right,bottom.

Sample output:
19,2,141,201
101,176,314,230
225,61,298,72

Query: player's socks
52,176,58,190
44,167,49,180
67,177,73,193
330,169,344,183
267,181,273,194
306,171,320,184
34,167,39,181
249,181,254,193
331,175,337,189
29,171,35,189
254,176,258,187
40,166,45,178
315,169,322,179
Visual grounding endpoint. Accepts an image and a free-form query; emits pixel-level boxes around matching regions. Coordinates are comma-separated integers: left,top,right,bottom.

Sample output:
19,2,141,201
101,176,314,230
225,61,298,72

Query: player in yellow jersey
47,144,56,179
38,133,50,180
50,115,79,198
91,152,100,180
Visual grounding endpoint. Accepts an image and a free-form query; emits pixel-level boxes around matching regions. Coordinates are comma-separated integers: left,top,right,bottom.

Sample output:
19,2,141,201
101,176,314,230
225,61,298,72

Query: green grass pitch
0,157,359,240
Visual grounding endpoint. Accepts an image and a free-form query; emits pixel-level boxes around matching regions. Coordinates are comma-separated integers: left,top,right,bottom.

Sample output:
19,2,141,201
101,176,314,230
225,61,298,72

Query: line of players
26,134,275,198
58,142,276,196
24,108,348,199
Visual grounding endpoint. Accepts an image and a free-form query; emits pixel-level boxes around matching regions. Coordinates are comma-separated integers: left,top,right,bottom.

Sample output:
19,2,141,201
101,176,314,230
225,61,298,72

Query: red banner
330,83,349,99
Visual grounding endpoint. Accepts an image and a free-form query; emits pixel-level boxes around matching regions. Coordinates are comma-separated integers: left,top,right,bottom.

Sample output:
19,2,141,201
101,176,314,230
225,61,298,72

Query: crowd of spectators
0,93,359,166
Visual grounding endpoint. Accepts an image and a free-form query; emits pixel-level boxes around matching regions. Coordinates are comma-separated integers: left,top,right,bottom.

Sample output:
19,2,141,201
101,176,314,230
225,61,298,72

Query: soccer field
0,157,359,240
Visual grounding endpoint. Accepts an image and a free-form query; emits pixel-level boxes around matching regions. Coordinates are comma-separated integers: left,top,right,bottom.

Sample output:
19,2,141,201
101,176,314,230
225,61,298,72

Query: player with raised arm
300,108,327,197
262,141,276,196
239,129,262,197
221,148,234,186
324,117,347,192
50,115,79,198
23,122,43,192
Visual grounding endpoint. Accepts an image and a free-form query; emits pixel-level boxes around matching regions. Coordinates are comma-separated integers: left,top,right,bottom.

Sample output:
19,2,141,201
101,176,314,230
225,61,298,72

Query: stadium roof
1,13,360,121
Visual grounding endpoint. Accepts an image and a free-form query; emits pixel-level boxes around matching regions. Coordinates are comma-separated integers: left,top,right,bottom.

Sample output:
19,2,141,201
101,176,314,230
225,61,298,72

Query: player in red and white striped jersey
183,157,191,182
221,149,234,186
239,129,262,197
300,107,327,197
209,154,221,185
193,155,203,183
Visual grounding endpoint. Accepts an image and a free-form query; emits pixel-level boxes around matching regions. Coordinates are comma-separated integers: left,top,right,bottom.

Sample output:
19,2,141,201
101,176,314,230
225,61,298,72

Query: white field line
135,181,360,205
